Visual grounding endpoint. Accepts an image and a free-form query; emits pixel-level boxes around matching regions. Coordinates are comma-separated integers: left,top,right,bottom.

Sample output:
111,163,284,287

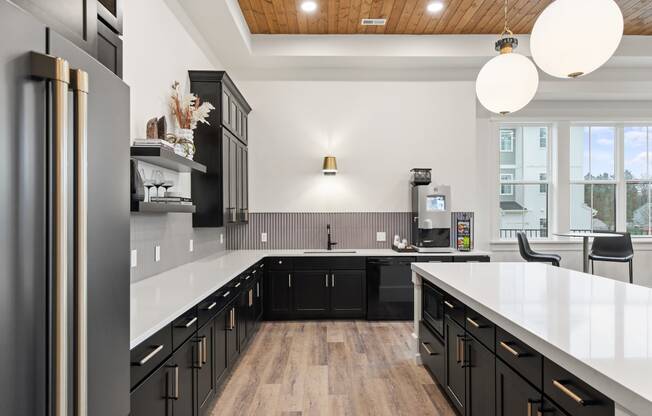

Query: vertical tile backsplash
130,213,225,283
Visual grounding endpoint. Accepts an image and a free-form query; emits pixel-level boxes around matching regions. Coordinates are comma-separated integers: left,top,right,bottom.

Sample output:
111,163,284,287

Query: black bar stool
589,232,634,284
516,232,561,267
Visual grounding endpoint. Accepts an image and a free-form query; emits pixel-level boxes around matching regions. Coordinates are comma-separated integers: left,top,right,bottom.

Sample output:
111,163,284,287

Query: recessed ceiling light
427,2,444,13
301,1,317,12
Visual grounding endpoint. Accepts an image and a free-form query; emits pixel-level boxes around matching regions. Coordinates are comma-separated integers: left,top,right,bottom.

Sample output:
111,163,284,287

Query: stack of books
132,139,174,149
150,196,193,205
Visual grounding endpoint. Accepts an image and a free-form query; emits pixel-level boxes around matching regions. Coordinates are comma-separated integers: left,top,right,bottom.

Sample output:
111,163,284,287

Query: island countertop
130,248,488,349
411,262,652,416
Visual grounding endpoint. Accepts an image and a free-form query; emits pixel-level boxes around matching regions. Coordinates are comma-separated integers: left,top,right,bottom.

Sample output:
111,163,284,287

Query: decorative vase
173,128,195,160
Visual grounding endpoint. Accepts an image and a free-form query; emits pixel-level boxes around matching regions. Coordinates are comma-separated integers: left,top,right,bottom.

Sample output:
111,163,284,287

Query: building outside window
625,126,652,236
499,125,550,239
570,126,616,232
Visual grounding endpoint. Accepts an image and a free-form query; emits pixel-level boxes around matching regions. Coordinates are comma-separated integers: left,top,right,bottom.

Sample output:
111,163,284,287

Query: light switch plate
376,232,386,242
261,232,268,243
130,249,137,268
189,239,194,252
220,233,224,244
155,245,161,262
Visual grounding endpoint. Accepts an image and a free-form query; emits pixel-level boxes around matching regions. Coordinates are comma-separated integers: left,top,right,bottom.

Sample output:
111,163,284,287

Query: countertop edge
412,263,651,416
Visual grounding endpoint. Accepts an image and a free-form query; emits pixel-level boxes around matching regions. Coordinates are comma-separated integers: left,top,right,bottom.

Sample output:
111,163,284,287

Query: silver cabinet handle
248,289,253,307
133,345,164,366
32,52,72,416
172,365,179,399
444,300,455,309
179,317,197,328
325,274,329,287
235,282,241,288
288,274,292,288
202,336,207,364
259,263,264,269
206,302,217,310
256,283,260,298
252,269,257,274
332,274,335,287
421,342,436,356
466,317,483,328
245,274,251,280
222,291,231,298
71,67,89,416
195,338,203,368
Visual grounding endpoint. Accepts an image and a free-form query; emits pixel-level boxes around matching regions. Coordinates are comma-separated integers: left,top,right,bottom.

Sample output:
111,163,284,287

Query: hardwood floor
209,321,456,416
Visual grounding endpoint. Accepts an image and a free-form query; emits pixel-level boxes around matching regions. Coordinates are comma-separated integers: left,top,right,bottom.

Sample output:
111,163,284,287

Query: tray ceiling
236,0,652,35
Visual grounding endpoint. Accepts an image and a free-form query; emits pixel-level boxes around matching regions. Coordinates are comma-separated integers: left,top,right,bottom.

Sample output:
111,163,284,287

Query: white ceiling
169,0,652,100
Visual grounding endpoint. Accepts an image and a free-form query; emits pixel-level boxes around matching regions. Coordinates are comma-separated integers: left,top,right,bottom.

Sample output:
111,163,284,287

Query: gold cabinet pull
552,380,586,406
444,300,455,309
421,342,436,356
466,317,482,328
499,341,523,357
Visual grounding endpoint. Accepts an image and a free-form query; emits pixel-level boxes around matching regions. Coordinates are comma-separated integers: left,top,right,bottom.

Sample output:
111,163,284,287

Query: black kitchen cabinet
170,340,196,416
97,0,122,34
293,270,331,317
237,286,249,348
130,359,172,416
97,19,122,77
196,322,215,415
419,321,445,386
214,306,229,384
267,270,292,316
496,358,541,416
225,305,239,368
465,335,495,416
189,71,251,227
330,269,365,317
445,317,467,414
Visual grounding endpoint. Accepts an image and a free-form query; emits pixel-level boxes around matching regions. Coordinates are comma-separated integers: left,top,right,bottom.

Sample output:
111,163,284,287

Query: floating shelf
131,201,196,214
131,145,207,173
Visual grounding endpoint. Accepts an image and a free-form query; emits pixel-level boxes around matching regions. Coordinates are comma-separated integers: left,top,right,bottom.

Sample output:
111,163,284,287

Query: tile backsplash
130,214,225,282
226,212,412,250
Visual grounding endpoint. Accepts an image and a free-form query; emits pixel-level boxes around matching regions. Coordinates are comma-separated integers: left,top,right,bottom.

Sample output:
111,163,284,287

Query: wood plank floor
209,321,456,416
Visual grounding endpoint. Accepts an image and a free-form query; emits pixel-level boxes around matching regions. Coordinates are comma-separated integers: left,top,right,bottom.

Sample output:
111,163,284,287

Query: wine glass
141,169,155,202
161,179,175,197
152,170,164,199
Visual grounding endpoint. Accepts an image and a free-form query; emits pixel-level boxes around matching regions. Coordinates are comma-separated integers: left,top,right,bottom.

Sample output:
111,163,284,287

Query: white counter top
130,248,488,349
411,262,652,416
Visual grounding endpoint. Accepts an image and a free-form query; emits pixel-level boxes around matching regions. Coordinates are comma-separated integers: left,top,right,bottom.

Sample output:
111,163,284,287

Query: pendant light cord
502,0,513,36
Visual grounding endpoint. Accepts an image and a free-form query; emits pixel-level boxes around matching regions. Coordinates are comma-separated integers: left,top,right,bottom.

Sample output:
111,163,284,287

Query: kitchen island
412,262,652,416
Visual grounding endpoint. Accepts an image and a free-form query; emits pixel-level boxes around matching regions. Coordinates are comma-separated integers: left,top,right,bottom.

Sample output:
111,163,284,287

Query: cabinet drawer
419,321,445,386
268,257,293,271
465,307,495,352
443,294,465,326
130,325,172,390
496,327,542,390
172,308,198,350
543,359,614,416
198,290,229,327
330,256,366,270
453,255,490,262
294,256,365,271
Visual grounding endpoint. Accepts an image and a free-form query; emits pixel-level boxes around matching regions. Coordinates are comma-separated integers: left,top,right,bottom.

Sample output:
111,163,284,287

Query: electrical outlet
376,232,387,242
189,239,194,252
130,249,137,268
261,232,268,243
220,233,224,244
155,245,161,262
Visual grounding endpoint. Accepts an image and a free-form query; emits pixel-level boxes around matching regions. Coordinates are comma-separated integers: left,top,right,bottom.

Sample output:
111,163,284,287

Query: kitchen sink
303,250,357,254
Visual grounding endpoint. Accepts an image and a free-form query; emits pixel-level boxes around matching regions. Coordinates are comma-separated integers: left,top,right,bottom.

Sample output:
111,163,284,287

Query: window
499,125,550,239
570,126,616,232
625,126,652,236
500,130,514,152
500,174,513,195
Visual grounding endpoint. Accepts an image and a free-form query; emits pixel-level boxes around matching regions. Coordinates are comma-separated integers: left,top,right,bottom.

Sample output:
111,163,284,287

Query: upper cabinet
12,0,123,77
189,71,252,228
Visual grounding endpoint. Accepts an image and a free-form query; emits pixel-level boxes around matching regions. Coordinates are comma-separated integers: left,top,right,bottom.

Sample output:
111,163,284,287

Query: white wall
238,81,478,214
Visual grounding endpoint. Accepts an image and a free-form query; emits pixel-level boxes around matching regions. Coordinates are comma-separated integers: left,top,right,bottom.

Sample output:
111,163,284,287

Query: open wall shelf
131,145,207,173
131,201,196,214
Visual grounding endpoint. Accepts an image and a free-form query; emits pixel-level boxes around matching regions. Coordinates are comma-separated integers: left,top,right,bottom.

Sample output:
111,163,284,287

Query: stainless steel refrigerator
0,1,130,415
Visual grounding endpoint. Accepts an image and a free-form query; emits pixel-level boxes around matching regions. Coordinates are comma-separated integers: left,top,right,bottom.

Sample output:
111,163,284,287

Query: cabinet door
197,323,215,415
130,360,171,416
225,306,239,368
12,0,97,54
445,317,466,414
235,143,244,221
293,270,330,317
242,147,249,219
330,270,365,318
466,336,495,416
254,276,263,321
171,340,196,416
237,289,248,348
97,19,122,77
221,88,231,129
214,308,228,384
228,136,238,222
267,271,292,315
496,359,541,416
242,113,248,145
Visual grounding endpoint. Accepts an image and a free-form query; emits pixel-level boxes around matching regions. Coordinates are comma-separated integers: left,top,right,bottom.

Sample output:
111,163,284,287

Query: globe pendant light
475,0,539,115
530,0,623,79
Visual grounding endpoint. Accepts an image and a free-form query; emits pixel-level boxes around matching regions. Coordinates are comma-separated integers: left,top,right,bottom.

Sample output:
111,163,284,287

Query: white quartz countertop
130,248,488,349
411,262,652,416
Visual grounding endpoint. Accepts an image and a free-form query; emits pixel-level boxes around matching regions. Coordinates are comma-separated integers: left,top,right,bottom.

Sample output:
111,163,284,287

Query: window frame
624,125,652,236
497,123,553,240
500,130,514,152
500,173,514,196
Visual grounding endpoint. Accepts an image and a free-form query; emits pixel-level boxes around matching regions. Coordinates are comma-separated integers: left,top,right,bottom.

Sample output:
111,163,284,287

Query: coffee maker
410,169,452,252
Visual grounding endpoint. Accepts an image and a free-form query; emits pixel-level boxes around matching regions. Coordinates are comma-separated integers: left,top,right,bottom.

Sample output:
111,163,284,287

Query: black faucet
326,224,338,251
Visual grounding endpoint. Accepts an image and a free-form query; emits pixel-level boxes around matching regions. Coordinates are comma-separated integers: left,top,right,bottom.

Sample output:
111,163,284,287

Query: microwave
422,280,444,338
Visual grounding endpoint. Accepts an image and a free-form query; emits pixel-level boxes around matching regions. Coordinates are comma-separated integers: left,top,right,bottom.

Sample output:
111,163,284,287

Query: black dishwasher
366,257,416,320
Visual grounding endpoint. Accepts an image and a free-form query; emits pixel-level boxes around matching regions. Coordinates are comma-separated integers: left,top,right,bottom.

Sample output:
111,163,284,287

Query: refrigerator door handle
70,68,89,416
31,52,71,416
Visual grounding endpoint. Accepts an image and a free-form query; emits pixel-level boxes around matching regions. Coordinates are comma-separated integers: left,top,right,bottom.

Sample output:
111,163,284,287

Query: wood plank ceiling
237,0,652,35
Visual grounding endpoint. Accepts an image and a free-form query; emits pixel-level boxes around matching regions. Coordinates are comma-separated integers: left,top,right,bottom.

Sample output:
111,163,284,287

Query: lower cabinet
496,358,540,416
130,359,172,415
419,321,445,386
465,335,495,416
267,270,292,316
171,340,196,416
214,306,229,384
225,304,239,368
329,270,365,317
196,321,215,415
445,317,467,414
293,270,330,317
